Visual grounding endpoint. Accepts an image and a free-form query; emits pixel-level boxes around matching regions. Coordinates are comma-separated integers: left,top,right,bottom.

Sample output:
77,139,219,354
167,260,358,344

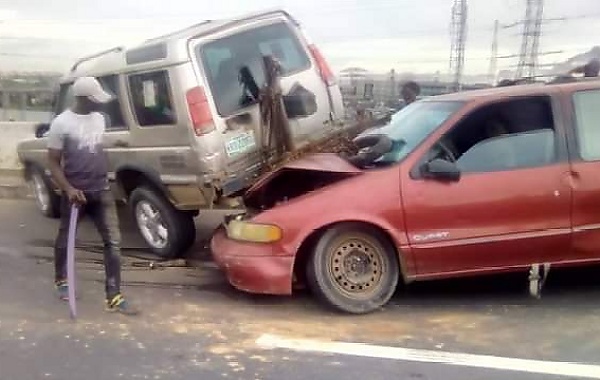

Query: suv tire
30,167,60,219
130,187,196,259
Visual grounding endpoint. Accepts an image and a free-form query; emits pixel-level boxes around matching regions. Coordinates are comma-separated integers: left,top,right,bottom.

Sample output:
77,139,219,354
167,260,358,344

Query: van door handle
114,140,129,147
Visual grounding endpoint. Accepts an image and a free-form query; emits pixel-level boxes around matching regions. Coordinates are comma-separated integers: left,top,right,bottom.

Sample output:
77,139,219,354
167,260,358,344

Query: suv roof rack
497,74,600,87
69,46,125,73
546,75,600,84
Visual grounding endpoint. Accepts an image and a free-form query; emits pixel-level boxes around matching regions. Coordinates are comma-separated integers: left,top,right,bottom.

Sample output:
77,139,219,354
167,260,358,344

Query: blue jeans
54,190,122,299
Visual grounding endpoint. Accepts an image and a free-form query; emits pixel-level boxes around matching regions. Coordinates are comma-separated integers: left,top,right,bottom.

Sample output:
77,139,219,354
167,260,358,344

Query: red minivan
211,78,600,314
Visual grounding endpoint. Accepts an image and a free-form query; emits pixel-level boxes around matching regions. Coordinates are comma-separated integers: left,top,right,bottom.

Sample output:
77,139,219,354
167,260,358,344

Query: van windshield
364,101,464,165
198,22,311,116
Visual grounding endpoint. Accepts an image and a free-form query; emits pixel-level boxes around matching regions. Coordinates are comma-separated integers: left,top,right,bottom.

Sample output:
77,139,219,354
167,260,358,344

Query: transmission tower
449,0,468,92
488,20,499,85
516,0,544,79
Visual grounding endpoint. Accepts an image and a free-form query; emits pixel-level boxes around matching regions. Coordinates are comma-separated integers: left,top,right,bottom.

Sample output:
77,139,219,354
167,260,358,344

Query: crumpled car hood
243,153,363,210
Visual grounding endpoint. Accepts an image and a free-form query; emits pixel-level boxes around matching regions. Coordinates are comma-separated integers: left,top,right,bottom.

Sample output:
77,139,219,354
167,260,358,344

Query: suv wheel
307,224,399,314
130,187,196,259
30,168,60,218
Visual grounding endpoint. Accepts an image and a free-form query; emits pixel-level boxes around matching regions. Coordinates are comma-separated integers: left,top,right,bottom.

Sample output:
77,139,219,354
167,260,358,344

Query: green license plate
225,131,257,157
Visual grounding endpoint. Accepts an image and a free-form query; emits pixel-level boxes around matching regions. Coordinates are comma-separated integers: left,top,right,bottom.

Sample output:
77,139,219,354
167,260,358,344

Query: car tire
130,186,195,260
307,224,399,314
179,212,197,254
30,168,60,219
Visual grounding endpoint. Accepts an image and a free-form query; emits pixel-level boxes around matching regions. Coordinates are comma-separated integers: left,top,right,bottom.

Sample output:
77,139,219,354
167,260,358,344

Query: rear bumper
210,228,294,295
221,163,263,197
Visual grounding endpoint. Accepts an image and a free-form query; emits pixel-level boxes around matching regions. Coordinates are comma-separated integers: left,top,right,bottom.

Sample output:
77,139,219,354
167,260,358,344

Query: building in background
339,68,490,117
0,72,60,122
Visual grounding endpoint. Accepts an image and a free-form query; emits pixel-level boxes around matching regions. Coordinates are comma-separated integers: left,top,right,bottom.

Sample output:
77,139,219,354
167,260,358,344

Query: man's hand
48,149,86,205
66,187,86,205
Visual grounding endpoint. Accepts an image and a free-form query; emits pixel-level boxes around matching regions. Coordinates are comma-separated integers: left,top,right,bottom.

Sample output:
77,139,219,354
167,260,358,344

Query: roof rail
185,9,298,41
144,20,213,44
70,46,125,73
132,9,297,49
232,8,299,26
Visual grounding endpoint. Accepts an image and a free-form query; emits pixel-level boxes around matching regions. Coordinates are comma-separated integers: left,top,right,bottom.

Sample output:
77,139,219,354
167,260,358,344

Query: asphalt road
1,198,600,380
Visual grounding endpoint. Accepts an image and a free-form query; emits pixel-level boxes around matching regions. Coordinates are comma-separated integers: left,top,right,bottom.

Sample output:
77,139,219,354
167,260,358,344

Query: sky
0,0,599,76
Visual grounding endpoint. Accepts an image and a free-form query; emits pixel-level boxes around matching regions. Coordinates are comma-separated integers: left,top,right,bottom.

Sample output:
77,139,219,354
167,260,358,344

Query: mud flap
528,263,551,299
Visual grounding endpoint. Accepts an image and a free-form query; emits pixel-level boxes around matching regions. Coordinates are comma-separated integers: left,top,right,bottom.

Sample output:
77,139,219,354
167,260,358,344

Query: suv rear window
198,22,311,116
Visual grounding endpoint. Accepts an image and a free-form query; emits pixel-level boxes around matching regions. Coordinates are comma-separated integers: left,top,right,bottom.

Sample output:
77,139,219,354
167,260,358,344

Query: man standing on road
400,81,421,106
47,76,138,316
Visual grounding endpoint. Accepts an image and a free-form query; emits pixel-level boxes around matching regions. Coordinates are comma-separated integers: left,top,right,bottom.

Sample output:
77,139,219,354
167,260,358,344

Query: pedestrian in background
400,81,421,106
47,76,139,316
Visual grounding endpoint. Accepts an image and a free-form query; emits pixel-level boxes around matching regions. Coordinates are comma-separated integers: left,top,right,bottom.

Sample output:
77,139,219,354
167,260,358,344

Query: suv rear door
189,15,340,192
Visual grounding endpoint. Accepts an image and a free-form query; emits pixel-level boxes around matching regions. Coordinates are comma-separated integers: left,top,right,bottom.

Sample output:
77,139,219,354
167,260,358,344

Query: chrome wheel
31,173,50,213
327,236,385,299
135,200,169,249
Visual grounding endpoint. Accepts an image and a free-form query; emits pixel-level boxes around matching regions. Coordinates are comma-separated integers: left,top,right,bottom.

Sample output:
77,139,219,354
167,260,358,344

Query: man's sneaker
55,280,69,301
105,294,140,316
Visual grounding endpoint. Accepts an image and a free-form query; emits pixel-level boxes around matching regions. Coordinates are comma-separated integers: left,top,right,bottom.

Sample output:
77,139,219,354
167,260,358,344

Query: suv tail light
186,86,215,136
308,44,336,86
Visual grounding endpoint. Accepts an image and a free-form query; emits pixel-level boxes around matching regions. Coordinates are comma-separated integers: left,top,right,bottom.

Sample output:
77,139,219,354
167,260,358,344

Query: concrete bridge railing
0,122,37,171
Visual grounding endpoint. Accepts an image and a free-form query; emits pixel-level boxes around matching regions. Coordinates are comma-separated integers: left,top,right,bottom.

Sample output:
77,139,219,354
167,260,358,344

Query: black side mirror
283,83,317,118
34,123,50,138
423,159,461,182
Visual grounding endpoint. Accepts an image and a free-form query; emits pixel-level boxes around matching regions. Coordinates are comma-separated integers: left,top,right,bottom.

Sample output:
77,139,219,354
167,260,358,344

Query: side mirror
423,159,461,182
34,123,50,138
283,83,317,118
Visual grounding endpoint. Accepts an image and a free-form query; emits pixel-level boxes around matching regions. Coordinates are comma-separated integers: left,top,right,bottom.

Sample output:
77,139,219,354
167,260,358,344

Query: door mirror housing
423,159,461,182
34,123,50,138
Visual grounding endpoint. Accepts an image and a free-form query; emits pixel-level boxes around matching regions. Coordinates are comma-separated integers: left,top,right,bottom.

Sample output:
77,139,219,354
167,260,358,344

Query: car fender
256,208,415,280
115,164,172,200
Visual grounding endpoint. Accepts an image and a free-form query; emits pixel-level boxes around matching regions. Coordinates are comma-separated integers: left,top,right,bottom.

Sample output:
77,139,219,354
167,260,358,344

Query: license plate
225,131,257,157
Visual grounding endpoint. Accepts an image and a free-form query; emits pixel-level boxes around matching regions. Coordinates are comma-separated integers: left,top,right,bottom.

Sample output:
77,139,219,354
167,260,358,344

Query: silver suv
17,9,345,259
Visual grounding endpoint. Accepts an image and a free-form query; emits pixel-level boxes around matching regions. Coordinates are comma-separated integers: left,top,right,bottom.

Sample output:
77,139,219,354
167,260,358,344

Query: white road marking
256,334,600,379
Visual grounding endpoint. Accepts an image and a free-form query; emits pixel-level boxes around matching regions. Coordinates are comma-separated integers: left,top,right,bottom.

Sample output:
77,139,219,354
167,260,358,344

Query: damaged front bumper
210,226,294,295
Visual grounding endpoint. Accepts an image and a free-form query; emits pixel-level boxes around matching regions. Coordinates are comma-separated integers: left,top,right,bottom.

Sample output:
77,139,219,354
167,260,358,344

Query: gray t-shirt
47,109,109,192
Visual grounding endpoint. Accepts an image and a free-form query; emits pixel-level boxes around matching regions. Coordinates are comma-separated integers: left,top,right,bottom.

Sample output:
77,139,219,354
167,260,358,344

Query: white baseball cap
72,76,113,103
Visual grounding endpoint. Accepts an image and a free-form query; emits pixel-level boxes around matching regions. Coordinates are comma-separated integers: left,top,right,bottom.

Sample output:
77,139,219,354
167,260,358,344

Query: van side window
128,71,176,126
424,96,557,174
97,75,127,131
199,22,311,116
573,90,600,161
457,130,555,172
